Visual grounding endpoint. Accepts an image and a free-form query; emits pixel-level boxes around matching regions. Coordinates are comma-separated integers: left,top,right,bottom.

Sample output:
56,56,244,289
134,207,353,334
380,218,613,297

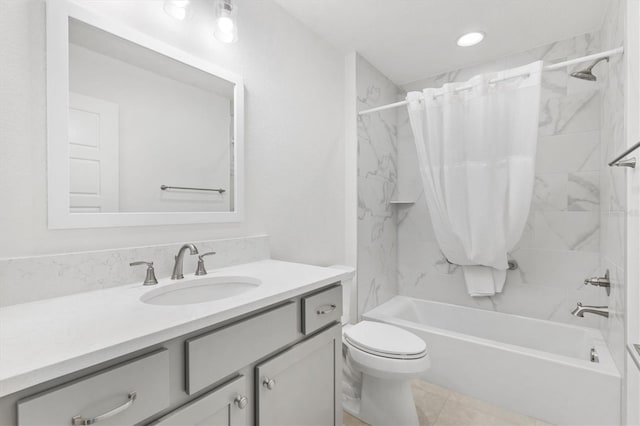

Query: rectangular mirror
47,1,244,228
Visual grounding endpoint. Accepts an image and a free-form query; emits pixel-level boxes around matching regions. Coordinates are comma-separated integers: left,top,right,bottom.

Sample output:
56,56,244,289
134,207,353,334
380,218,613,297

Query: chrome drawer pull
316,304,337,315
72,392,137,425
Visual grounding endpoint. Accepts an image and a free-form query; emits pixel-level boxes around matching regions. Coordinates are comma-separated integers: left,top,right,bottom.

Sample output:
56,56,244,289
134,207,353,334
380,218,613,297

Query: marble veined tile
568,172,600,211
541,32,600,63
356,54,400,316
536,131,600,173
509,248,599,288
533,211,599,252
539,89,600,137
532,173,567,211
601,211,625,269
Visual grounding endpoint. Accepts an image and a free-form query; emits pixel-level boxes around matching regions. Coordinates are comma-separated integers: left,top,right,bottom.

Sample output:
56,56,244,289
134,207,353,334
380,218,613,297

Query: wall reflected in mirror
68,18,235,213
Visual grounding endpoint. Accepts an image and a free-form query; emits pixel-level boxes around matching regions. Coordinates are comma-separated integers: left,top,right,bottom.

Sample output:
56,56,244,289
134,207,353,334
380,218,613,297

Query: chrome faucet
571,302,609,318
171,243,199,280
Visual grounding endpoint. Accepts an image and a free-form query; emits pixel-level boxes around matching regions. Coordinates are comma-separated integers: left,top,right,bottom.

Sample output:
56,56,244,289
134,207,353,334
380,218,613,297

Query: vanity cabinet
256,323,341,426
3,283,343,426
150,376,247,426
17,349,170,426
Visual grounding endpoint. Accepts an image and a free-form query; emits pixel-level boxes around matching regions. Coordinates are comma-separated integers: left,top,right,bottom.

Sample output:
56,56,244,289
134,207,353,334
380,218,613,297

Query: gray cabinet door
150,376,247,426
256,324,341,426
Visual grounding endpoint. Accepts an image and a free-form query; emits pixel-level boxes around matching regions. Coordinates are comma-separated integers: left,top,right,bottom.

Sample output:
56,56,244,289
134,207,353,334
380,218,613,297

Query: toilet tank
329,265,356,325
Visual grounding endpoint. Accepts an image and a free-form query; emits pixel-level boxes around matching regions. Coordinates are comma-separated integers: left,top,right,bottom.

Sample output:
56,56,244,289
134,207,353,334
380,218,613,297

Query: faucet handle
198,251,216,260
195,252,216,276
130,261,159,286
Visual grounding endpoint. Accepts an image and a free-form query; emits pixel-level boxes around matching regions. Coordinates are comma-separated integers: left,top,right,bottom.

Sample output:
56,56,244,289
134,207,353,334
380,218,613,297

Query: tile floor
343,380,552,426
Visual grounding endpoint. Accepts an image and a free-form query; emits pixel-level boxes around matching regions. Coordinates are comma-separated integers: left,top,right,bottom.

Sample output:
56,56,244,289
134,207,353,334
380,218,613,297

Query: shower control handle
584,269,611,296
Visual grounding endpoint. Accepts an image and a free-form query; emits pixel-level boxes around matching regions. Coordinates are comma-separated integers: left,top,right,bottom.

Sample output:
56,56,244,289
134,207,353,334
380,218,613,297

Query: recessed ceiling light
457,32,485,47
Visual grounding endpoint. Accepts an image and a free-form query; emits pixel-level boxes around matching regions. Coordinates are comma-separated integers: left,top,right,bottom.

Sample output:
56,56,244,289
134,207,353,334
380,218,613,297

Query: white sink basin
141,276,261,306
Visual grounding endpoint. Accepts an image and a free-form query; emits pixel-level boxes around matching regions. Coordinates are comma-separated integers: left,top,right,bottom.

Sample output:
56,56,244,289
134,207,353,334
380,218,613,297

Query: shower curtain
407,61,543,296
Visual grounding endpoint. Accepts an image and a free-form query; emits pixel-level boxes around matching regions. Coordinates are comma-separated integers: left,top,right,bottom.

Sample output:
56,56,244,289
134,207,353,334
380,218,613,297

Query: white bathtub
364,296,621,425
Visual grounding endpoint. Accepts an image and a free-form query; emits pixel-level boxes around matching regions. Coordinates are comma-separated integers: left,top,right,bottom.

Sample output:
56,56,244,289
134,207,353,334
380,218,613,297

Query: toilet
331,266,430,426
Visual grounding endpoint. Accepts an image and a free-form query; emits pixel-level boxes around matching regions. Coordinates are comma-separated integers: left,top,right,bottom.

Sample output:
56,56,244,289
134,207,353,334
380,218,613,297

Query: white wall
0,0,345,266
70,44,232,212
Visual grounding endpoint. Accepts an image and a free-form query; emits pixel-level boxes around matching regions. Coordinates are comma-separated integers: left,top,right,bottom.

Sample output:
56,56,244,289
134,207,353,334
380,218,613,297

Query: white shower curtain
407,61,543,297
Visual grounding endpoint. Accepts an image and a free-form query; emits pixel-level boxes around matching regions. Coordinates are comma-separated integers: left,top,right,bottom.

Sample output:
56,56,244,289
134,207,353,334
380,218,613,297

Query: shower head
570,56,609,81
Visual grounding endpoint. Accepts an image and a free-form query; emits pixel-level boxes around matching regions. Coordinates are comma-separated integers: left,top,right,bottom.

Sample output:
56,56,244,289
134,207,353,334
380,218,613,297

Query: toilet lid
344,321,427,360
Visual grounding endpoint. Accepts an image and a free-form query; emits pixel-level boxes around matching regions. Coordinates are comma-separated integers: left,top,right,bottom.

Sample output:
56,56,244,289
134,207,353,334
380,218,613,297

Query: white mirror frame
46,0,244,229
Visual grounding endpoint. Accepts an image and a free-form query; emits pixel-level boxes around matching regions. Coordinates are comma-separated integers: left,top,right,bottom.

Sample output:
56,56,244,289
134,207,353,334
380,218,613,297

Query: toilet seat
344,321,427,360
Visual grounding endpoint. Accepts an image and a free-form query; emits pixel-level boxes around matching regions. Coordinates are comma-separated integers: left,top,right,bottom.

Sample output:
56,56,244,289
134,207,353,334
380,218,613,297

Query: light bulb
456,32,485,47
213,0,238,43
214,27,236,43
164,0,190,21
217,16,235,33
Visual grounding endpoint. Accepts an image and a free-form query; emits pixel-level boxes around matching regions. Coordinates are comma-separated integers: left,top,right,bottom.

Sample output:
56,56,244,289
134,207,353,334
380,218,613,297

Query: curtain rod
358,46,624,116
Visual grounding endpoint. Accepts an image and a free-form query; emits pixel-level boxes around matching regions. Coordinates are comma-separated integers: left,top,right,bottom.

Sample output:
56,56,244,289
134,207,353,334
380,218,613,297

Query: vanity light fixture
456,31,485,47
164,0,191,21
214,0,238,43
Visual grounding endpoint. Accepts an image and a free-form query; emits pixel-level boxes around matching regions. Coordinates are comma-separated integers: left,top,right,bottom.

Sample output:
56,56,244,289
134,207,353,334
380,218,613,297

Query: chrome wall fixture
160,185,226,194
570,57,609,81
571,302,609,318
608,141,640,168
584,270,611,296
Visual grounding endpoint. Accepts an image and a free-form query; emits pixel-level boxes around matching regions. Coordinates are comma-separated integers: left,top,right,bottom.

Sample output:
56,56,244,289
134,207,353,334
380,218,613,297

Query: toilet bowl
343,321,430,425
329,265,430,426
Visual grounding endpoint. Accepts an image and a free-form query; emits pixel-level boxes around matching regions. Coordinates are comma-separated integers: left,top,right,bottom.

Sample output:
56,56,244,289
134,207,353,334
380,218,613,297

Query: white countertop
0,259,350,398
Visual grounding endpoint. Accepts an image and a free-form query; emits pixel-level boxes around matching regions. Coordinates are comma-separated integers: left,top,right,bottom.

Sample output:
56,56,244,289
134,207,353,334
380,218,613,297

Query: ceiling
274,0,608,85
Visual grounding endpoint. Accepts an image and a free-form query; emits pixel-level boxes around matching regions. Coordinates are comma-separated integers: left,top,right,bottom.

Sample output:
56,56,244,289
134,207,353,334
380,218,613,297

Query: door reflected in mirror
68,18,235,214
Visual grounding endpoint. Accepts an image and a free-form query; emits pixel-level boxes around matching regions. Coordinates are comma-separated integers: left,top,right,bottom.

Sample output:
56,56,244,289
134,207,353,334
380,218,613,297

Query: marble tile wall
356,55,401,316
397,33,610,328
598,0,626,375
0,235,270,307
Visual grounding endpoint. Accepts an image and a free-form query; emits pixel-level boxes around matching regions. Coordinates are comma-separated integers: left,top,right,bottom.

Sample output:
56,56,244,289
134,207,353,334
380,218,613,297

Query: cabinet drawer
17,349,170,426
185,302,298,395
301,284,342,335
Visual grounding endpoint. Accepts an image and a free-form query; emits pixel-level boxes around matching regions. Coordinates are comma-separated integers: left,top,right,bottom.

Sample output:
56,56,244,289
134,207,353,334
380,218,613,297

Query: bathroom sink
141,276,261,306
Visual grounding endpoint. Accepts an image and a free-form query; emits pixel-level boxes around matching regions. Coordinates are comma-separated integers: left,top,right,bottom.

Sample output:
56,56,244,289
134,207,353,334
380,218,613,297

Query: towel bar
160,185,226,194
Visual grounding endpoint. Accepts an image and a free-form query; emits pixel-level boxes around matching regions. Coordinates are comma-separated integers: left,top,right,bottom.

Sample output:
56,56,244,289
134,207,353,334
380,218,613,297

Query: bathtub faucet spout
571,302,609,318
